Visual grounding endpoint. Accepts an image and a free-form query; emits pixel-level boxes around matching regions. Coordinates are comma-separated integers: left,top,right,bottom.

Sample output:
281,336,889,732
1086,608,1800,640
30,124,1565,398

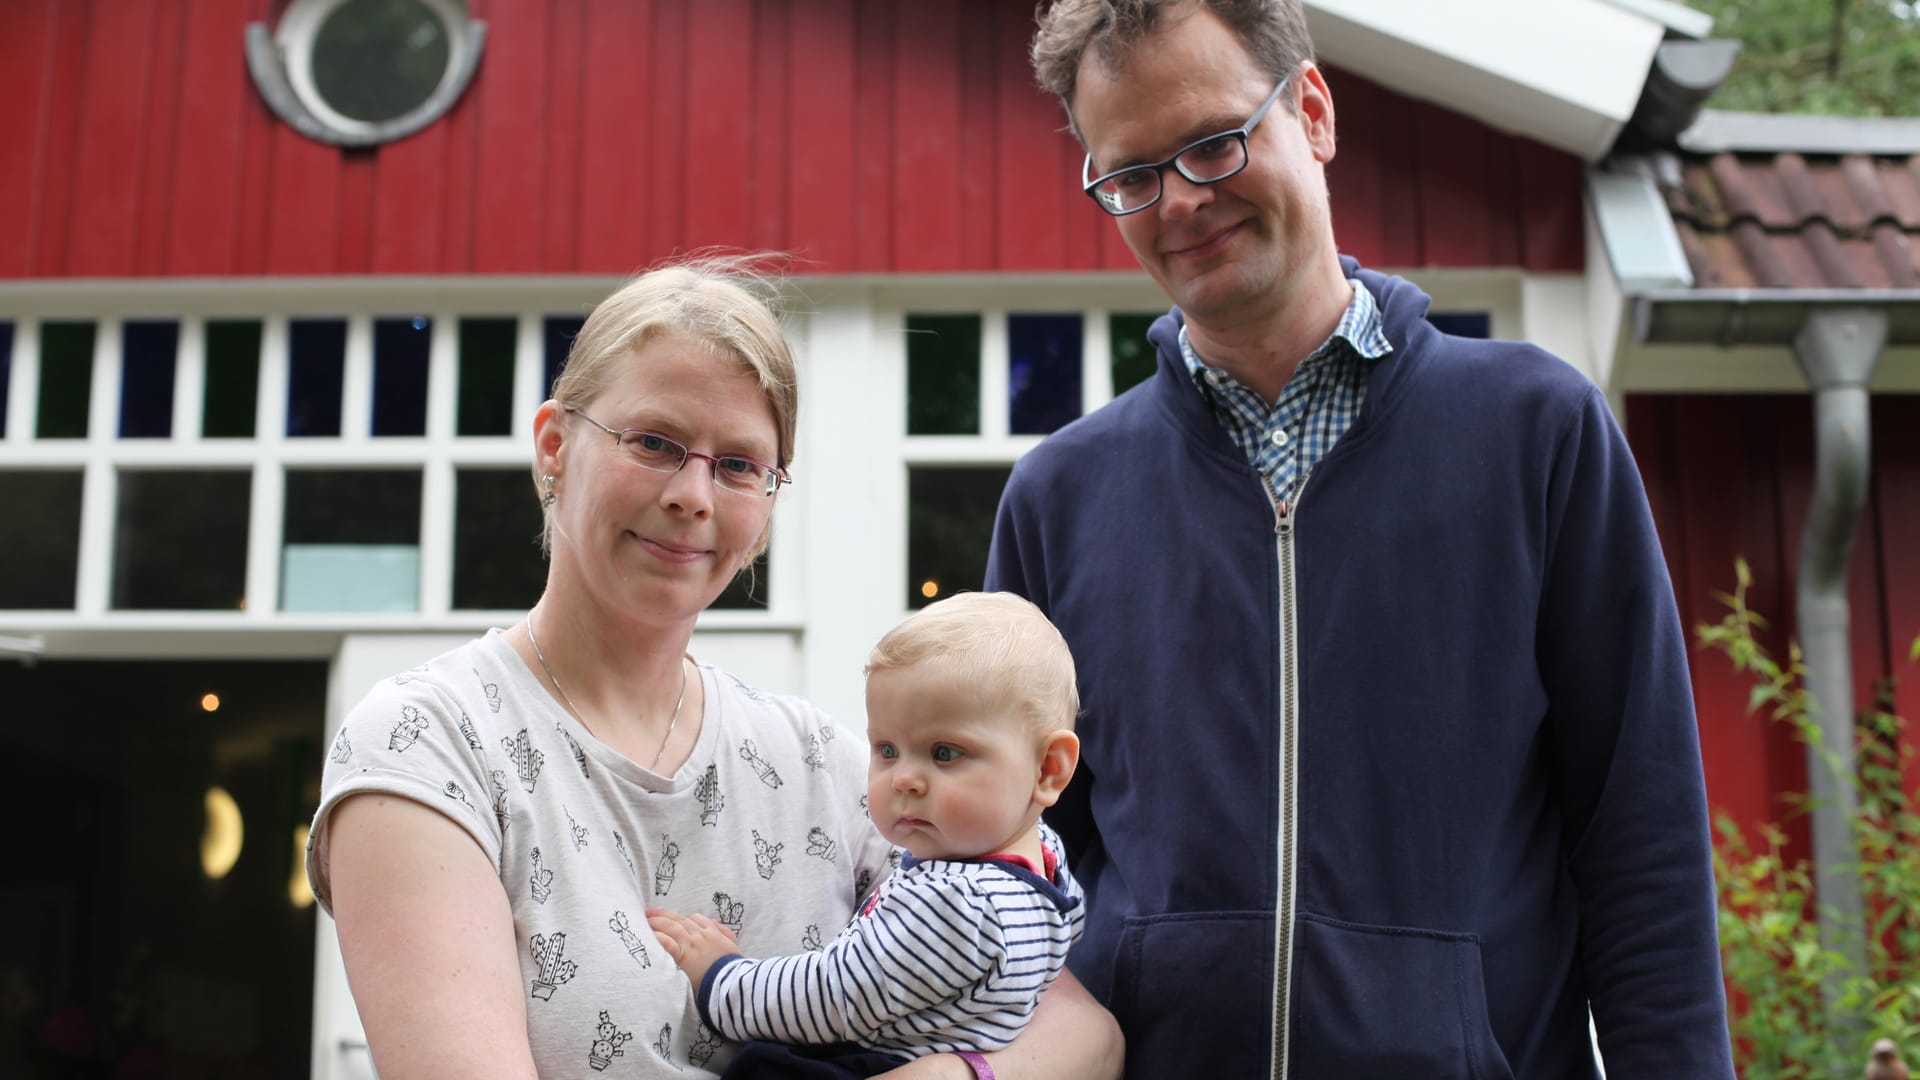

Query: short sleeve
307,677,503,913
821,717,897,906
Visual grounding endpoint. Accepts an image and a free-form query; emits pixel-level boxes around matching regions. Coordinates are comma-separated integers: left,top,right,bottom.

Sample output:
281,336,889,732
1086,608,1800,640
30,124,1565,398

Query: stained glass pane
1110,313,1160,396
457,318,516,436
286,320,346,438
203,320,262,438
906,315,980,435
1008,313,1081,435
37,321,95,439
372,316,430,437
119,320,179,439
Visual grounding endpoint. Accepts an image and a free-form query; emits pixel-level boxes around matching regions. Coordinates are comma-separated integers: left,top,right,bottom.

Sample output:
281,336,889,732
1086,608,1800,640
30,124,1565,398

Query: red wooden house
0,0,1914,1075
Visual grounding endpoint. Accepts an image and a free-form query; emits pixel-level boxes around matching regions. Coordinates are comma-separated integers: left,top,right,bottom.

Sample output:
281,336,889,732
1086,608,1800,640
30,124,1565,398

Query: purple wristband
955,1050,995,1080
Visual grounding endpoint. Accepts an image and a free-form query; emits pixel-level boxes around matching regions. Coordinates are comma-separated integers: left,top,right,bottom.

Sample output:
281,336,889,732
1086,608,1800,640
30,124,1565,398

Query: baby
648,592,1084,1078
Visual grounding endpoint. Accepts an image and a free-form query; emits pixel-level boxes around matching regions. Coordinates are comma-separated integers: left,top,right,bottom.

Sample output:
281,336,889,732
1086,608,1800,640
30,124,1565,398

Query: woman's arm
876,968,1124,1080
327,792,541,1079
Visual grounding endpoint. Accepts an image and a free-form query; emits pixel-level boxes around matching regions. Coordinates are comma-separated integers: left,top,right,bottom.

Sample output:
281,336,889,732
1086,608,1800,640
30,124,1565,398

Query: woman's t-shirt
308,629,896,1077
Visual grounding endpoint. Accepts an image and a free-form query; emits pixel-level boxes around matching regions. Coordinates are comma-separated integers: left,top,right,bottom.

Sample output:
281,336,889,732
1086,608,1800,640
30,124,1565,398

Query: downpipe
1790,309,1886,1042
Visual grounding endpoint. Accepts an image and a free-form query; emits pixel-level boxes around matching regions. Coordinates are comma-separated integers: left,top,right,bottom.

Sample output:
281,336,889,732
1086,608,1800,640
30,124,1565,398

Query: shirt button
1207,372,1225,386
1270,429,1290,447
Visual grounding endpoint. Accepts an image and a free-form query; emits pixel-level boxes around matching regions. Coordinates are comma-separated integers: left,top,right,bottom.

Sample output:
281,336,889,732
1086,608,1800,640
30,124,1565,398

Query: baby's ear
1032,730,1081,807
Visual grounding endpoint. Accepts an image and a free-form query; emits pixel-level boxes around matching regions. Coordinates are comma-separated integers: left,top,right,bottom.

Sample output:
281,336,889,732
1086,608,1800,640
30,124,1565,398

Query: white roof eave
1306,0,1670,161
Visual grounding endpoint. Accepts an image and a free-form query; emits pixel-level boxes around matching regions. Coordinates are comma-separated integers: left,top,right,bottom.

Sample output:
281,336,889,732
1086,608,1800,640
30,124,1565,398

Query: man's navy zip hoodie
985,261,1735,1078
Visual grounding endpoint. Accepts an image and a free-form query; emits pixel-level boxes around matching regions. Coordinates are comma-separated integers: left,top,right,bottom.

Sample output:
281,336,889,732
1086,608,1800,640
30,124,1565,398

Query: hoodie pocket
1290,912,1513,1079
1111,910,1277,1076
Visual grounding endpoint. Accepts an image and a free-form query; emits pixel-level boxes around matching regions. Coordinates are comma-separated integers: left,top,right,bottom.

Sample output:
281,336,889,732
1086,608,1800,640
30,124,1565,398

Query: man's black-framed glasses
1081,75,1292,216
565,405,791,497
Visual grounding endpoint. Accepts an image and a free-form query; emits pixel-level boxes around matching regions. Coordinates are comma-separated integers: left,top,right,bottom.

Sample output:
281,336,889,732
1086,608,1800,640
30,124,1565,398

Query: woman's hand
646,909,741,987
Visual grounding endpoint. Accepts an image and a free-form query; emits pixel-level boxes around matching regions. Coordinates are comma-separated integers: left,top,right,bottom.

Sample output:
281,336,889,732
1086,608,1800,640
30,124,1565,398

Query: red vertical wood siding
0,0,1586,278
1627,394,1920,871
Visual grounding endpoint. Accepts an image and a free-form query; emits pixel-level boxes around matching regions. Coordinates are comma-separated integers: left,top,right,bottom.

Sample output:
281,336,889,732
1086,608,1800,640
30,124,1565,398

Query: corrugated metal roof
1663,150,1920,288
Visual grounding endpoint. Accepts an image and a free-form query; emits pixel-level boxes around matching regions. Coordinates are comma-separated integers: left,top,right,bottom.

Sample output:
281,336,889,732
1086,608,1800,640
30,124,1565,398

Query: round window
253,0,480,146
310,0,451,125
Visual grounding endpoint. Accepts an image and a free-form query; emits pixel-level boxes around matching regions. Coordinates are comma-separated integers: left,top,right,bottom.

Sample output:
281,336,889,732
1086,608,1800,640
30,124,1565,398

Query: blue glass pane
372,316,431,437
0,321,13,438
1427,312,1490,339
119,320,179,438
287,319,346,437
544,315,586,401
1008,313,1082,435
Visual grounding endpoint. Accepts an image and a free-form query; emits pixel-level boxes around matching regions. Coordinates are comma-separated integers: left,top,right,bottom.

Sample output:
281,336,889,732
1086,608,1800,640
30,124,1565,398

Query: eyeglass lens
1089,135,1248,214
620,431,776,496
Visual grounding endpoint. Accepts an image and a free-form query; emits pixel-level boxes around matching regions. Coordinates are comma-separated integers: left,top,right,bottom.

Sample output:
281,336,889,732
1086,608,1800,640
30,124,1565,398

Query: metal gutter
1679,111,1920,155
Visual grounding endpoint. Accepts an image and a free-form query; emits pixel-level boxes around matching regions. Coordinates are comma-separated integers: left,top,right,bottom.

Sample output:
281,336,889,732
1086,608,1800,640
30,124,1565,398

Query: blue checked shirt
1180,280,1392,506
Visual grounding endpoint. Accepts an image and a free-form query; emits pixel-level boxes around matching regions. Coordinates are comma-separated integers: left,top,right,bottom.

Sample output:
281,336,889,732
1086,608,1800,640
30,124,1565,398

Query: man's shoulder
1408,329,1599,417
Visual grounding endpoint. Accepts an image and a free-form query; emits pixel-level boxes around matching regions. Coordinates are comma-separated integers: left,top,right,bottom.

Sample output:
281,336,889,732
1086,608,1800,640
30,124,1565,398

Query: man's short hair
1032,0,1315,120
866,592,1080,734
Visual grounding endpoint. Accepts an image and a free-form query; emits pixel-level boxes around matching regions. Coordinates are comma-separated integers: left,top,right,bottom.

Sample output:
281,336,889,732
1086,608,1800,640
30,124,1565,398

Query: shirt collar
1179,278,1391,395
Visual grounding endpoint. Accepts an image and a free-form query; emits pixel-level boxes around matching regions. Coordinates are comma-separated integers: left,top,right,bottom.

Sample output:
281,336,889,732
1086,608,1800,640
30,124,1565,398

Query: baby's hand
646,909,741,986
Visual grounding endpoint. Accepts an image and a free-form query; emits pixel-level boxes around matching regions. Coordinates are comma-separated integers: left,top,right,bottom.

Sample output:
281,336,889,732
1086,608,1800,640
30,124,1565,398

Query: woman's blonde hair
536,253,798,557
866,592,1080,734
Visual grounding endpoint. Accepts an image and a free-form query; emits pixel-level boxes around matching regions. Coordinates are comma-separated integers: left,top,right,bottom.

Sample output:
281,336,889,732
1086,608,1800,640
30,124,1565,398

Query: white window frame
0,280,803,656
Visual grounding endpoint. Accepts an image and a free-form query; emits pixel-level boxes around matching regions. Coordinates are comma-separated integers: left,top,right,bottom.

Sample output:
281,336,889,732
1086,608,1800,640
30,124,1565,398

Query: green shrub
1700,559,1920,1078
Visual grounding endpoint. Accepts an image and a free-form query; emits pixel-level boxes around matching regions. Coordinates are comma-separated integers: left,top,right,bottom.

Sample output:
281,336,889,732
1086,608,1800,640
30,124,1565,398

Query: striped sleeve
701,871,1004,1045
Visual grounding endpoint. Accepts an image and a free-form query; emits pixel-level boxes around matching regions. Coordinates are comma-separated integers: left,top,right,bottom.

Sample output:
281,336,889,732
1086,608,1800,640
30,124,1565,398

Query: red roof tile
1665,151,1920,289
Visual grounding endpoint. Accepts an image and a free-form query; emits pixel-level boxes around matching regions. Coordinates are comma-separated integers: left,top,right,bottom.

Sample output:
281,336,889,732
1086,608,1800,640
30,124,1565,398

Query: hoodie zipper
1268,471,1308,1080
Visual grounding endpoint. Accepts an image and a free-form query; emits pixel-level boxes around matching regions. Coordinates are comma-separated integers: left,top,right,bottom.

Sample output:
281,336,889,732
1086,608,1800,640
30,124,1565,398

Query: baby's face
864,667,1043,862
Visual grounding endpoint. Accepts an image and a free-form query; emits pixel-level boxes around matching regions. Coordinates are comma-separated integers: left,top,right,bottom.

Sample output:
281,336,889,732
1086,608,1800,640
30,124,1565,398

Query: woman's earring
542,475,558,508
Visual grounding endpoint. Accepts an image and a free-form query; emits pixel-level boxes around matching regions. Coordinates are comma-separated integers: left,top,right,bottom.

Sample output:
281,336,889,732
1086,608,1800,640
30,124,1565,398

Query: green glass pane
0,471,83,608
37,321,95,439
451,468,545,610
203,320,262,438
906,315,980,435
907,465,1011,609
112,470,251,610
1110,313,1160,396
457,318,517,436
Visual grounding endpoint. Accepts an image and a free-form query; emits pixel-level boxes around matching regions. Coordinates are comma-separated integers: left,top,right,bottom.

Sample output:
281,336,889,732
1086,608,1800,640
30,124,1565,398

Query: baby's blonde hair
866,592,1079,734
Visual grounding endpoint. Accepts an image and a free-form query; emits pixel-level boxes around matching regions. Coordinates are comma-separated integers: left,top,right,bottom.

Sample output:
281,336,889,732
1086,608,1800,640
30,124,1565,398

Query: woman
306,259,1120,1079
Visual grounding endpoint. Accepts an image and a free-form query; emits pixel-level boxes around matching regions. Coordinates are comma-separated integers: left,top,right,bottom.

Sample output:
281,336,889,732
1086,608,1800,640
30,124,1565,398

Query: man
983,1,1737,1076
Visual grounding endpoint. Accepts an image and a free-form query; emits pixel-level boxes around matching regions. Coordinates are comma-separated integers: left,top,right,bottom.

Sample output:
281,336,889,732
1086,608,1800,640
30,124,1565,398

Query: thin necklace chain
526,612,688,772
